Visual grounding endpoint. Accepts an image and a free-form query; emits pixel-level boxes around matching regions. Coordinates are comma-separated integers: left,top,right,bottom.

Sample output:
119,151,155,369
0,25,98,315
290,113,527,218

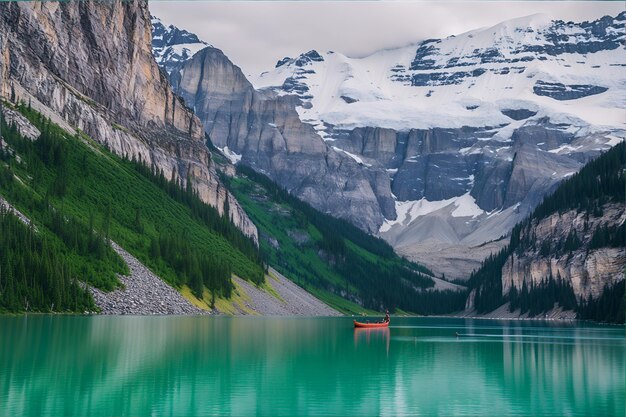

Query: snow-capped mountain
254,13,624,134
154,13,625,279
151,15,210,76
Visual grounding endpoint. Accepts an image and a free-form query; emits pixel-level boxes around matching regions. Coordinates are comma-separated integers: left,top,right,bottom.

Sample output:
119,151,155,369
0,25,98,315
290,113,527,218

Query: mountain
151,15,210,76
153,12,625,279
151,19,395,234
0,102,265,313
465,141,625,323
0,0,256,240
0,0,280,313
253,12,626,277
222,162,466,315
0,0,444,317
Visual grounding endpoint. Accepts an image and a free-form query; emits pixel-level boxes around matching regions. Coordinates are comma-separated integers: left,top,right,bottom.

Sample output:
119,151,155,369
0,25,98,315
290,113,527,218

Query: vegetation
467,248,508,314
0,209,95,313
577,280,625,324
468,141,626,323
530,141,625,221
225,164,467,315
235,165,402,261
129,159,262,272
0,102,264,312
507,273,577,317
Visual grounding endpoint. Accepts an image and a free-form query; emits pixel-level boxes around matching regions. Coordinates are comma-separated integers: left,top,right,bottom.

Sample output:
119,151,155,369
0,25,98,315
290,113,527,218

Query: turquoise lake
1,316,624,416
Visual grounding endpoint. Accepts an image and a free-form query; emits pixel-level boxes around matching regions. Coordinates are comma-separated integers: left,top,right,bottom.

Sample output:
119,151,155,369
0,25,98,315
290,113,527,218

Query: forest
0,208,96,312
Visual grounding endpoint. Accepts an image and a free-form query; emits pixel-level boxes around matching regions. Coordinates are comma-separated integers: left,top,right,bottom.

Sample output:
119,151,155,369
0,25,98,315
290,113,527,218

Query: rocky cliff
501,204,625,301
163,46,395,233
252,13,625,278
0,0,257,241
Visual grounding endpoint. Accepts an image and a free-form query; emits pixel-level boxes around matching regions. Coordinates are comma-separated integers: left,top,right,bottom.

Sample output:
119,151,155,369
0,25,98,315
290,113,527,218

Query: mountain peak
151,15,210,74
276,57,291,68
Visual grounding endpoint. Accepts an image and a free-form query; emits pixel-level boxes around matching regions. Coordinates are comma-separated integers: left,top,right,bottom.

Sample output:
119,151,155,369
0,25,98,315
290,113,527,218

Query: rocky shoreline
89,244,340,317
90,242,210,315
451,302,577,321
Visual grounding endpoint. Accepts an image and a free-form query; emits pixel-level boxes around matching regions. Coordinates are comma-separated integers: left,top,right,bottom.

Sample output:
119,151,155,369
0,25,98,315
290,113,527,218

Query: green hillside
0,102,263,312
224,164,467,315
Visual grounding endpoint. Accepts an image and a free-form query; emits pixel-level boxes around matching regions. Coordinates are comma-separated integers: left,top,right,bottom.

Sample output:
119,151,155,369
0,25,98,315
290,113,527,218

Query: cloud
150,1,623,77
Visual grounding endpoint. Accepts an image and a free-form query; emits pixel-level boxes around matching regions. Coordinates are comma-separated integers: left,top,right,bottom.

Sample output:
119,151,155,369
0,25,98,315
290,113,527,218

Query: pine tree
134,207,143,234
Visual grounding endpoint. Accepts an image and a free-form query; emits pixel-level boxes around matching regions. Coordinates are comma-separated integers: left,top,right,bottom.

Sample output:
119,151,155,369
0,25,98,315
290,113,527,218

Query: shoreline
1,312,624,326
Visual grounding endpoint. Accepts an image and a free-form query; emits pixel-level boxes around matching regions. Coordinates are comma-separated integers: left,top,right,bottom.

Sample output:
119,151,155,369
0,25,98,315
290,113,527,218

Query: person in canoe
383,310,390,323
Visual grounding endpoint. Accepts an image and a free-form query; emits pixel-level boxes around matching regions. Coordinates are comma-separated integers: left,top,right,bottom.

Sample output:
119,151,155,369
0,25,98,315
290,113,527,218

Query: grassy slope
1,103,262,297
227,172,420,316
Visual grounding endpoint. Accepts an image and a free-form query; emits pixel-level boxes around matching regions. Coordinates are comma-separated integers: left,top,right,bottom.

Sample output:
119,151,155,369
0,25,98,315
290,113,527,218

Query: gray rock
90,242,209,315
501,204,626,301
1,107,40,140
167,46,395,232
501,109,537,121
533,81,609,101
228,268,340,316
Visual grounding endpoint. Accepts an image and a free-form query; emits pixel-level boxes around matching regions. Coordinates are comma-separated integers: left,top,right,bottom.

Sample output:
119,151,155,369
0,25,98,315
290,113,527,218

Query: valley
154,12,625,282
0,1,623,323
0,2,624,416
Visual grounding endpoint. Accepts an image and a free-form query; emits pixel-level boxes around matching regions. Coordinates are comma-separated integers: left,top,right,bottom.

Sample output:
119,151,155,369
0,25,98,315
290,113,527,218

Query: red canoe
354,320,389,328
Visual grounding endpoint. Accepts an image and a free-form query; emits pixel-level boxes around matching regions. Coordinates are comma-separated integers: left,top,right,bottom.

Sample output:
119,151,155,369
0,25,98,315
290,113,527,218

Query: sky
150,1,623,77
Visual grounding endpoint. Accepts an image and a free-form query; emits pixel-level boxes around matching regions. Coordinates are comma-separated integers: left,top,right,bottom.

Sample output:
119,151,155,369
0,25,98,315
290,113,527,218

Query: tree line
149,231,234,302
233,165,398,260
129,156,264,277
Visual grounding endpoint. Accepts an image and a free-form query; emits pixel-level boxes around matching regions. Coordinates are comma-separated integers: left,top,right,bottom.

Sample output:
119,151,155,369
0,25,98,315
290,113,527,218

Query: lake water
1,316,624,416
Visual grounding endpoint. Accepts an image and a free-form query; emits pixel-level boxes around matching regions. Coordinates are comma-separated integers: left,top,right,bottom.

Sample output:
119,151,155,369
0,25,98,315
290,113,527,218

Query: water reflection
354,327,390,354
0,316,623,416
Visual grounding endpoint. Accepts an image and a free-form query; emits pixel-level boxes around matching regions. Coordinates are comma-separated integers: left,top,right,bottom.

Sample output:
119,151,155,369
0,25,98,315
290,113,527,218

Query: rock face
255,13,625,278
1,107,40,140
501,204,625,301
0,0,257,241
166,46,395,232
532,81,609,101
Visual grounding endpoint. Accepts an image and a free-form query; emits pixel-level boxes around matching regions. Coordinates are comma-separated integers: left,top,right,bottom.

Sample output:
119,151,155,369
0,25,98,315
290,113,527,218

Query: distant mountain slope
253,12,626,277
466,141,625,323
255,13,624,133
151,20,395,233
153,12,625,278
223,163,467,315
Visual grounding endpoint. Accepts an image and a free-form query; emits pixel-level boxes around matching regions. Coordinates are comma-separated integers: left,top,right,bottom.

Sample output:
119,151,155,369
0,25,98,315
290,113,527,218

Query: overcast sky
150,1,623,77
